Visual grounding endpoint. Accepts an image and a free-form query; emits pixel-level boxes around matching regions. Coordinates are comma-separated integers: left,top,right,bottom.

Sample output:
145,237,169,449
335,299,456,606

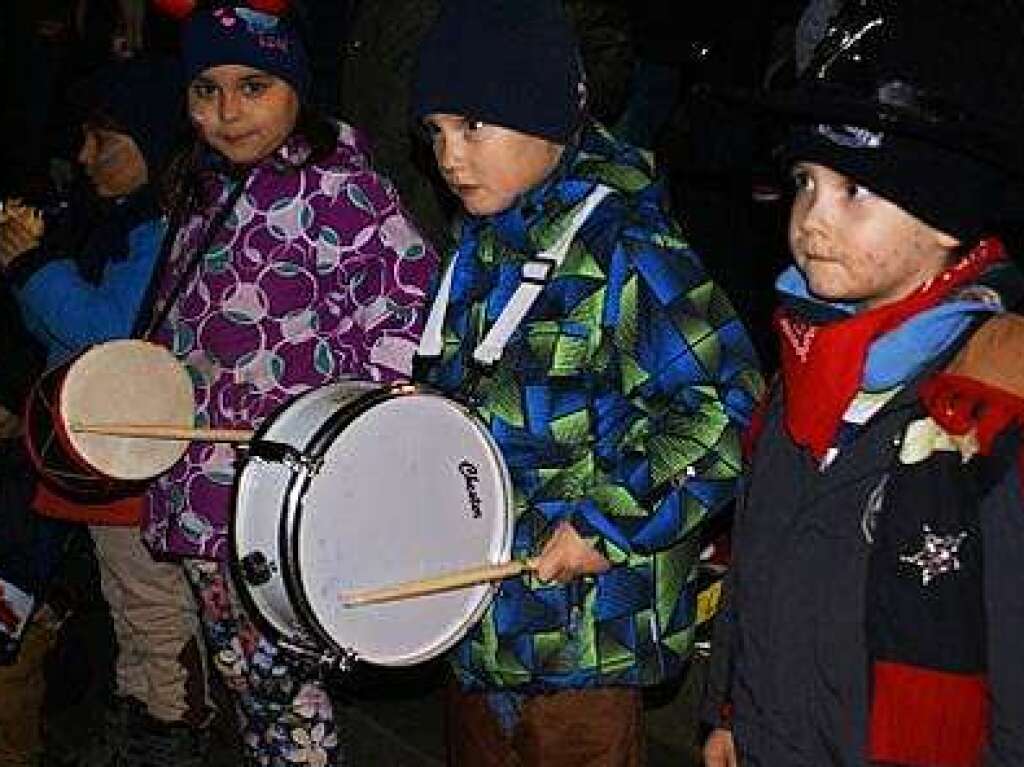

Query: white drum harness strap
416,185,613,384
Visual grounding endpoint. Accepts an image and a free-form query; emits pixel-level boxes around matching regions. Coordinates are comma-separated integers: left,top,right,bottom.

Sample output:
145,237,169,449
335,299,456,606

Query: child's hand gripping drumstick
342,520,612,606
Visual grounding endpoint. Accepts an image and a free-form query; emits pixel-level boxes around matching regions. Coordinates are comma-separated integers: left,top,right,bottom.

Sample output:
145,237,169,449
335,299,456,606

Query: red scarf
776,238,1007,460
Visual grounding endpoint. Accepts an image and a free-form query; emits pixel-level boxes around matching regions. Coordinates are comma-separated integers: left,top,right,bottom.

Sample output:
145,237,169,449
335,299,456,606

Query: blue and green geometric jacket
417,121,763,691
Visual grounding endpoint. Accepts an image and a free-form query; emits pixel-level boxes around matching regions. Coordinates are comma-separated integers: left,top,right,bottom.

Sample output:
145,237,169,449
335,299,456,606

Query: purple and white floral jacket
143,123,439,560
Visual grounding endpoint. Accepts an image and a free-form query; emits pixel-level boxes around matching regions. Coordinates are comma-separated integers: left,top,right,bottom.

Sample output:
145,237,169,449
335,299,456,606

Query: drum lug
327,647,358,675
239,550,276,586
277,638,358,674
282,451,323,478
249,440,323,477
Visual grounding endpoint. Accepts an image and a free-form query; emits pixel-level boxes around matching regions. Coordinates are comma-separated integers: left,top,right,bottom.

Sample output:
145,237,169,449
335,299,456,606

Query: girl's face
77,126,147,198
788,162,960,310
422,114,564,217
187,64,300,166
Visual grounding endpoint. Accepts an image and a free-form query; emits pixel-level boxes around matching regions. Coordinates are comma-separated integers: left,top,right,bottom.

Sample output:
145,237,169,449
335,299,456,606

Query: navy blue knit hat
411,0,587,143
182,6,310,98
75,56,185,175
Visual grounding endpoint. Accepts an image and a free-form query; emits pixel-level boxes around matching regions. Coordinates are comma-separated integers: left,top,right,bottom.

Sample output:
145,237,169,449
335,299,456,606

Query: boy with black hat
411,0,762,762
702,1,1024,765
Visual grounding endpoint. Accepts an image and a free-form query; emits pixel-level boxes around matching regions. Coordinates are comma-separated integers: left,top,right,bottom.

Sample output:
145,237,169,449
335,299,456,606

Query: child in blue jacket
0,56,213,765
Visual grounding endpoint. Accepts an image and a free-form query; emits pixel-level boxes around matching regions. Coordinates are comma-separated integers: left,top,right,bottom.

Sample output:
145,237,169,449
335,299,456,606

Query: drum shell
232,381,514,668
23,360,145,501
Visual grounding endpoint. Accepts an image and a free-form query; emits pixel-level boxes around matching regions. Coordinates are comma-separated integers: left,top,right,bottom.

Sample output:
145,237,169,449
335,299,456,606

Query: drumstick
342,557,540,607
69,423,255,443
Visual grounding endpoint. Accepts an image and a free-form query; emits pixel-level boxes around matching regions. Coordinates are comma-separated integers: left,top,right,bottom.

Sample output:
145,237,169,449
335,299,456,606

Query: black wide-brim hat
704,0,1024,240
763,0,1024,169
765,0,1024,169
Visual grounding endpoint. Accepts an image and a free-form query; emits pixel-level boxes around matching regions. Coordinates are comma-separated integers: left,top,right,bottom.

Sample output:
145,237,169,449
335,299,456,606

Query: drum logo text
458,461,484,519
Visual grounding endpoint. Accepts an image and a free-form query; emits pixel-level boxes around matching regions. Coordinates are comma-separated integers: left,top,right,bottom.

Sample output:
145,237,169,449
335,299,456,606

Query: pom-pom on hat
151,0,199,21
181,5,310,97
411,0,587,143
153,0,289,21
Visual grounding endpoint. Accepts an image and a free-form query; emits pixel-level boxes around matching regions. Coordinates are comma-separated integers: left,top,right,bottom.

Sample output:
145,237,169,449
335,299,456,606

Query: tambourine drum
233,381,514,668
24,340,195,500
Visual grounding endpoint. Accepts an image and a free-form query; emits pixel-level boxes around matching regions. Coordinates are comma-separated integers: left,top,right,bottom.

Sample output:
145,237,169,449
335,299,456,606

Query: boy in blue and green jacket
411,1,763,762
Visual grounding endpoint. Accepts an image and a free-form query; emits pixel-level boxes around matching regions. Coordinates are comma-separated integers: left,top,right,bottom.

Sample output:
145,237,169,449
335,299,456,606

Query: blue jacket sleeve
14,219,164,362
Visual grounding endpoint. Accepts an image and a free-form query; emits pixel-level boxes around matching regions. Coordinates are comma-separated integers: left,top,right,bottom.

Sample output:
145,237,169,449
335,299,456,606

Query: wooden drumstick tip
341,557,540,608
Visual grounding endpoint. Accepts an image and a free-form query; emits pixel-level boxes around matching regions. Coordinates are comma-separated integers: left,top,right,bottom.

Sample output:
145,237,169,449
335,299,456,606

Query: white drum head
61,340,194,480
296,391,512,666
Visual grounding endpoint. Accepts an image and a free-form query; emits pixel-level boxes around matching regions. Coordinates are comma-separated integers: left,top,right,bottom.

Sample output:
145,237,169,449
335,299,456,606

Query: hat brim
693,82,1024,179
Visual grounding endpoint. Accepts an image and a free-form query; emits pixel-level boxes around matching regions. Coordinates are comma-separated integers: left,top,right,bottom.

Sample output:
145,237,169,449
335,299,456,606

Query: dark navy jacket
703,368,1024,765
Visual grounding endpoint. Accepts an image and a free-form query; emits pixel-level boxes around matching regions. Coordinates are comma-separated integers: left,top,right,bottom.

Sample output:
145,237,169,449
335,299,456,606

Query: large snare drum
233,381,513,668
24,340,195,500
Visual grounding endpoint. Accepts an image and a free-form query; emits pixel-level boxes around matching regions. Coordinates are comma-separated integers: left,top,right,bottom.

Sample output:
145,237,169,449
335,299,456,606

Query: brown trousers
446,683,645,766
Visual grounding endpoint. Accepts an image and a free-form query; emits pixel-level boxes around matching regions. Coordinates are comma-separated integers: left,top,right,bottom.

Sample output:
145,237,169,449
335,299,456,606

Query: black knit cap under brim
411,0,586,143
784,125,1010,244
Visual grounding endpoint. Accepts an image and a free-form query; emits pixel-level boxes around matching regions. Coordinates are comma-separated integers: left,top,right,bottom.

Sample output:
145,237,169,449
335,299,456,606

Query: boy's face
188,65,300,166
789,162,960,310
423,114,564,217
78,126,147,198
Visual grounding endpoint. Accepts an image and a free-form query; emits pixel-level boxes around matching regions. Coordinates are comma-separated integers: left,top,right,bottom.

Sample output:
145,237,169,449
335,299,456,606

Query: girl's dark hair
296,106,338,161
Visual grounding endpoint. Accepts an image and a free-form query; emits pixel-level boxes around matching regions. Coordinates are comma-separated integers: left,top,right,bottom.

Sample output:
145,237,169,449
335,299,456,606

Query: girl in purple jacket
143,5,438,764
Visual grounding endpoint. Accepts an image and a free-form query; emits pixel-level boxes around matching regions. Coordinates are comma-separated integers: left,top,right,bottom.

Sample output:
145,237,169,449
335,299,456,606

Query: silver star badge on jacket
899,525,968,586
